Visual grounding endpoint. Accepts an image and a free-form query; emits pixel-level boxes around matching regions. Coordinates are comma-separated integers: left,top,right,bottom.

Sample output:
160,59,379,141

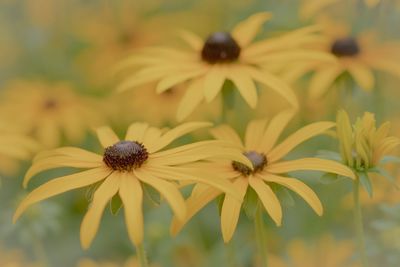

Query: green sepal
358,171,373,198
243,187,258,219
110,194,123,215
143,184,161,206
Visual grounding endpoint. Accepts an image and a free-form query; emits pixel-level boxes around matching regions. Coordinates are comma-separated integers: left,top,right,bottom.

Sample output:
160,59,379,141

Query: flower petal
125,122,149,142
156,68,206,94
268,121,335,162
249,176,282,225
210,125,244,147
232,12,272,47
119,173,144,246
228,67,258,108
178,29,204,51
14,167,111,222
245,119,269,150
96,126,119,148
267,158,355,179
346,62,375,91
309,66,342,99
80,173,121,249
176,79,205,122
204,65,226,102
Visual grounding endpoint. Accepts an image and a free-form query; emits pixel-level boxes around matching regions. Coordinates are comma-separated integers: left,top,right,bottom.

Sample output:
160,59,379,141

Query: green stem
220,81,235,123
254,203,268,267
353,178,369,267
136,243,149,267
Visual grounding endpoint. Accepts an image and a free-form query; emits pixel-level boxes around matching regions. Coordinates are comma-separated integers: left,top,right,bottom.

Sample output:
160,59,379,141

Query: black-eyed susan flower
116,12,334,121
0,81,104,148
284,19,400,99
171,110,355,242
13,122,251,249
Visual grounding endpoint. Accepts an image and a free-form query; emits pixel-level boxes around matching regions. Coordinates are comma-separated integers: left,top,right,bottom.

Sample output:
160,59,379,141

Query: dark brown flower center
103,141,148,171
232,151,267,176
331,37,360,57
201,32,241,64
43,99,58,110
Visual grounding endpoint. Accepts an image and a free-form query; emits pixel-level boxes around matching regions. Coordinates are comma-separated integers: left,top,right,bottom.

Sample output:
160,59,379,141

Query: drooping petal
135,169,186,221
80,173,121,249
34,147,102,163
249,176,282,225
96,126,119,148
227,67,258,108
267,158,355,179
261,174,323,216
125,122,149,142
346,62,375,91
245,119,269,150
178,30,204,51
14,167,111,222
119,173,144,246
220,178,248,243
204,65,226,102
170,184,221,236
150,122,212,152
232,12,272,47
176,79,205,122
336,110,354,167
210,125,244,147
259,109,296,153
267,122,335,162
156,68,207,94
309,66,342,99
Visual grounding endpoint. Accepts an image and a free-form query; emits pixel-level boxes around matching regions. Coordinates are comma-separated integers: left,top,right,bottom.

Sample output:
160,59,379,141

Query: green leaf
143,184,161,206
358,171,373,198
243,187,258,219
319,173,339,184
110,194,123,215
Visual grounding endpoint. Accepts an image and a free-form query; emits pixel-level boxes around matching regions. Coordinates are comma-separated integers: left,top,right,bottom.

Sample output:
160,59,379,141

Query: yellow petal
119,173,144,246
260,109,296,153
14,168,111,222
209,125,244,147
125,122,149,142
135,169,186,221
267,158,356,179
249,176,282,226
245,66,298,108
232,12,272,47
151,121,212,152
347,62,375,91
34,147,102,163
156,69,206,94
170,184,221,236
176,79,205,122
96,126,119,148
178,29,203,51
336,110,354,167
142,127,163,151
261,174,323,216
80,173,121,249
245,119,269,150
268,121,335,162
220,178,248,243
309,66,342,99
228,67,258,108
204,65,226,102
37,118,59,148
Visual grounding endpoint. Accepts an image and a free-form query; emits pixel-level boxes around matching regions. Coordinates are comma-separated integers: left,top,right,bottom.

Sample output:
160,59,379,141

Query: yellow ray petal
309,66,342,99
267,158,355,179
142,127,163,151
210,125,244,147
170,184,221,236
34,147,102,163
178,29,204,51
260,110,296,153
156,68,206,94
119,173,144,246
176,79,205,122
24,156,103,187
261,174,323,216
228,67,258,108
245,119,269,150
232,12,272,47
367,58,400,77
336,110,354,167
80,174,121,249
245,66,298,108
249,176,282,225
220,178,248,243
96,126,119,148
14,168,111,222
268,122,335,162
135,169,186,221
125,122,149,142
204,65,226,102
37,118,59,148
346,62,375,91
250,50,335,65
150,121,212,152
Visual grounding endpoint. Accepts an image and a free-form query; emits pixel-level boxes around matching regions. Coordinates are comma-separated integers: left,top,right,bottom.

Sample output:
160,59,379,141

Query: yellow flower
0,81,104,148
171,110,355,242
116,12,333,121
336,110,400,195
284,18,400,99
269,235,360,267
13,122,250,248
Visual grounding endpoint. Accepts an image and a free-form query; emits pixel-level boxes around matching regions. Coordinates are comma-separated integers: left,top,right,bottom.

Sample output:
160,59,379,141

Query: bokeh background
1,0,400,266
